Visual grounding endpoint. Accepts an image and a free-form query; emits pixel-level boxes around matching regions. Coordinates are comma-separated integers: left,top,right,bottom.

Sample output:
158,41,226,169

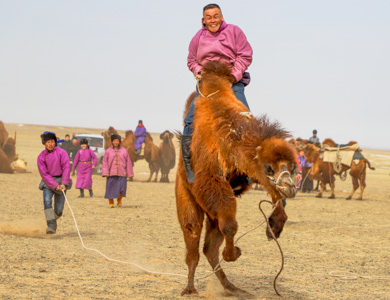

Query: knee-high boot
44,208,57,234
181,135,195,183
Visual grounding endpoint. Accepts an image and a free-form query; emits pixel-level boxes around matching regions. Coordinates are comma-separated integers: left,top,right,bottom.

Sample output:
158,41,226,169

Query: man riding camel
134,120,147,155
37,131,72,234
183,3,253,183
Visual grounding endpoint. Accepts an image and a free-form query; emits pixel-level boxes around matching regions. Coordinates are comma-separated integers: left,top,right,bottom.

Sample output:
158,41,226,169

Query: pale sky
1,0,389,149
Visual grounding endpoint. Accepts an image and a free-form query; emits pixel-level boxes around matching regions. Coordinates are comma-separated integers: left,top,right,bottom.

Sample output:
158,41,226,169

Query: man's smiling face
203,7,224,33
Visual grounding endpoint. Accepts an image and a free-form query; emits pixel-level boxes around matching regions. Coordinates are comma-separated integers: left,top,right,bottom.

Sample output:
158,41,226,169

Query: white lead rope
61,190,269,280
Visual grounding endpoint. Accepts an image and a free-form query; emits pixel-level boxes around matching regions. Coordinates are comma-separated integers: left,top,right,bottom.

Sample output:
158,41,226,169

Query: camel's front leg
316,181,326,198
193,176,241,262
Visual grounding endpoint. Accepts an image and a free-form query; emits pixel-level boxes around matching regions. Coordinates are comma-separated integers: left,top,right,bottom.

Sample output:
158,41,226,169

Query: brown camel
159,130,176,183
0,121,9,149
102,126,119,150
144,133,160,182
175,61,298,296
0,122,18,173
0,147,13,173
121,130,160,182
304,141,375,200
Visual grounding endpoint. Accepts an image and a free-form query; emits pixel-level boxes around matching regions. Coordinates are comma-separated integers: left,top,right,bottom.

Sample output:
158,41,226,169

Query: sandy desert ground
0,123,389,299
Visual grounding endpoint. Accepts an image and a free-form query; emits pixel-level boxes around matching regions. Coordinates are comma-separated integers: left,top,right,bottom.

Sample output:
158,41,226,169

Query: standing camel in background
176,61,298,296
102,126,119,150
304,142,375,200
122,130,160,182
159,130,176,183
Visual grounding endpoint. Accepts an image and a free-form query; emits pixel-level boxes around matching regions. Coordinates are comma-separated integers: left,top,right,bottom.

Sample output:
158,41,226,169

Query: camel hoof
346,196,352,200
181,287,198,296
315,194,322,198
222,246,241,262
328,195,335,199
223,283,251,297
357,197,363,200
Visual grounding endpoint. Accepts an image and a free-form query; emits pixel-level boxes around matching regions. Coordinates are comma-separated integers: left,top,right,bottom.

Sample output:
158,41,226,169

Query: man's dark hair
65,134,70,138
203,3,221,13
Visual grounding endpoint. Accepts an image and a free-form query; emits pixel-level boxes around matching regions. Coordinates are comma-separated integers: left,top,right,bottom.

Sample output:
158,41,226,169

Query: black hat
138,120,143,123
111,134,121,142
41,131,57,144
80,138,89,145
313,129,317,134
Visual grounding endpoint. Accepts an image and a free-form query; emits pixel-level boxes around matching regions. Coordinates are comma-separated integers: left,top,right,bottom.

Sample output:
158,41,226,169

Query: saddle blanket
323,150,355,167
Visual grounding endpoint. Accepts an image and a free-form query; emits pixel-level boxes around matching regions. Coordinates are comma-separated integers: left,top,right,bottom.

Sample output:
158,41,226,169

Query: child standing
72,138,97,198
102,134,133,208
37,131,72,234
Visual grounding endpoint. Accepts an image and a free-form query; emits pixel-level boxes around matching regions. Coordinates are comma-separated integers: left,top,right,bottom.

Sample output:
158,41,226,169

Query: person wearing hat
182,3,253,183
71,138,97,198
37,131,72,234
308,130,320,144
134,120,147,155
102,134,134,208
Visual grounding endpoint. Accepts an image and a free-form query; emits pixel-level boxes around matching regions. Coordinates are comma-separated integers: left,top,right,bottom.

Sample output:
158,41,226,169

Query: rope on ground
61,191,281,284
258,200,285,297
329,271,390,280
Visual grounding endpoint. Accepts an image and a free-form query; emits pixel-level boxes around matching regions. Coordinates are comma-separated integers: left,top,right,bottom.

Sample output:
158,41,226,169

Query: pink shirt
102,146,134,178
187,21,253,82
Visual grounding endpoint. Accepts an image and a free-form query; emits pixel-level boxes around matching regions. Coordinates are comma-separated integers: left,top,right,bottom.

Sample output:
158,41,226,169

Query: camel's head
257,138,298,200
160,130,173,141
255,138,299,239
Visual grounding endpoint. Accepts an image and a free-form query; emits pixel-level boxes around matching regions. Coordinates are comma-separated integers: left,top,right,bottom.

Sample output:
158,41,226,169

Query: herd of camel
102,126,176,183
290,137,375,200
0,120,377,198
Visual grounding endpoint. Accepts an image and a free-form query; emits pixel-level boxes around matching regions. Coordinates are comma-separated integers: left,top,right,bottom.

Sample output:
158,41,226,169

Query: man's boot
89,189,93,197
55,210,63,220
109,199,114,208
44,208,57,234
78,189,84,198
181,135,195,183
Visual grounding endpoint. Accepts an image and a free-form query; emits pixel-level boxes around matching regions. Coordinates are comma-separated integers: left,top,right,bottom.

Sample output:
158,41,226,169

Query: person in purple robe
71,139,97,198
37,131,72,234
134,120,147,155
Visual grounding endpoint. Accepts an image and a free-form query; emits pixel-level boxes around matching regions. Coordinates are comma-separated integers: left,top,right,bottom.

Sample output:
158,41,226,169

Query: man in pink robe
37,131,72,234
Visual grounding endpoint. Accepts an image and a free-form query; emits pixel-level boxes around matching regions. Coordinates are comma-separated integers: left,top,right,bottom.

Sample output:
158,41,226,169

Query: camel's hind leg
203,217,247,295
176,180,204,295
357,168,366,200
346,174,359,200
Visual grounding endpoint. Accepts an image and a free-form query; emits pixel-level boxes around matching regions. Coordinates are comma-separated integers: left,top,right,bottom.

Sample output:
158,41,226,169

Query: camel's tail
364,158,375,170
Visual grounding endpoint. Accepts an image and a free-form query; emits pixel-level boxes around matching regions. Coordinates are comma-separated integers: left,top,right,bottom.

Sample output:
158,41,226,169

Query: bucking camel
175,62,298,296
159,130,176,183
304,140,375,200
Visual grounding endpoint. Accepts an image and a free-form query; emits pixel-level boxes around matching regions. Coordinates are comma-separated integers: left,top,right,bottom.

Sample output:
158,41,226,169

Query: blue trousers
43,188,66,216
183,82,250,135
